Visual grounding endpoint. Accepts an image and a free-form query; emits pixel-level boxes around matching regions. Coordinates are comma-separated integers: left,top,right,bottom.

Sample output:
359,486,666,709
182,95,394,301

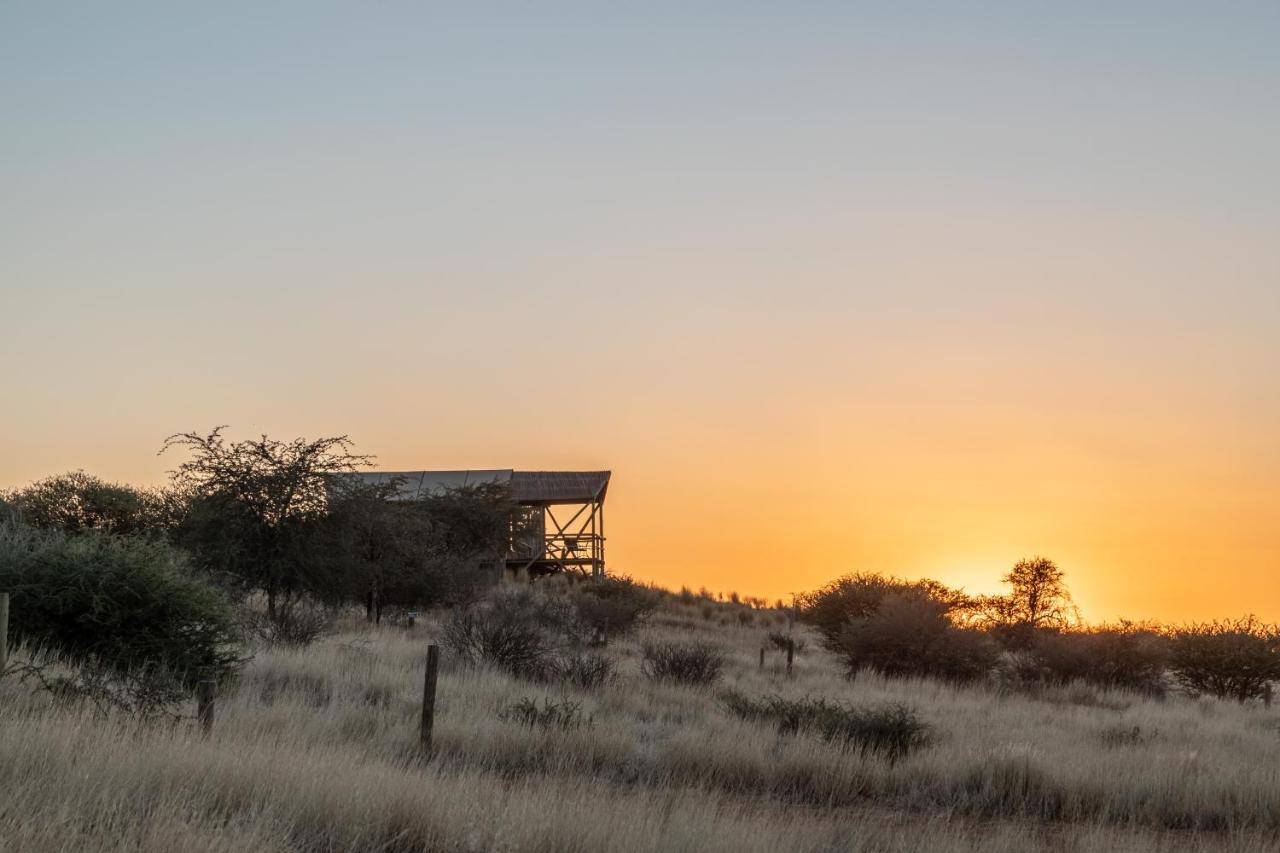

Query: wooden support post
786,638,795,677
0,592,9,674
421,644,440,752
758,646,765,670
197,679,216,737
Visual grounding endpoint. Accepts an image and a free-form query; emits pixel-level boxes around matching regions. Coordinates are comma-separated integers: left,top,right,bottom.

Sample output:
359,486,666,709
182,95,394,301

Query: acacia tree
163,427,373,620
977,556,1078,648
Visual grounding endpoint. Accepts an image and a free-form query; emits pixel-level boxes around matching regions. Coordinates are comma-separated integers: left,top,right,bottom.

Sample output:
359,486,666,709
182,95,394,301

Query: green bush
0,523,243,688
721,690,929,763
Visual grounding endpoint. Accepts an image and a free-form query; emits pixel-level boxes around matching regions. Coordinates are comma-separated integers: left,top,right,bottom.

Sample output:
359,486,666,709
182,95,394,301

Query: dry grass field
3,589,1279,853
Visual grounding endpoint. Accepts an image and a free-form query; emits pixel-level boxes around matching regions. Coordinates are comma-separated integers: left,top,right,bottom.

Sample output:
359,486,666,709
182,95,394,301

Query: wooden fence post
0,592,9,674
786,638,795,677
758,646,765,670
421,644,440,752
197,678,216,737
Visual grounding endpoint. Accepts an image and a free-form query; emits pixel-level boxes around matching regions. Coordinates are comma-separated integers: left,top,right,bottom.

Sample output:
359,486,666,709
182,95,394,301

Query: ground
2,590,1278,852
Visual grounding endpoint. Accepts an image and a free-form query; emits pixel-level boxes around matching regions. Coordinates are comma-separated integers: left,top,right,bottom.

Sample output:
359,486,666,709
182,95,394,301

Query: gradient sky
3,2,1278,622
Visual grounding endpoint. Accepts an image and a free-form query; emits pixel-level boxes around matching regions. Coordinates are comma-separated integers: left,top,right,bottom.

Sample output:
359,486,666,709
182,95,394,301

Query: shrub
498,697,593,732
443,586,579,680
1169,618,1280,702
8,655,198,720
2,471,178,536
0,523,243,696
240,595,335,646
641,641,724,686
721,690,929,763
568,575,659,641
549,650,616,691
800,572,969,648
1023,624,1169,694
833,593,998,683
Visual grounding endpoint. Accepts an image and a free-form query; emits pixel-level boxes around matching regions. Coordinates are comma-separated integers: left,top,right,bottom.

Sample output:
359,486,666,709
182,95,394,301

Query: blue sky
3,2,1278,617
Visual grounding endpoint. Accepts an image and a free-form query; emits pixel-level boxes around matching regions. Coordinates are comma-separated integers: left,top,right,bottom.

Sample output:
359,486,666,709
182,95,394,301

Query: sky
3,2,1278,622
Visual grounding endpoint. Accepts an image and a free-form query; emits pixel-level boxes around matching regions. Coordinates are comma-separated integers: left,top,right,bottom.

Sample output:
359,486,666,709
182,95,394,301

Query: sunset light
3,6,1279,849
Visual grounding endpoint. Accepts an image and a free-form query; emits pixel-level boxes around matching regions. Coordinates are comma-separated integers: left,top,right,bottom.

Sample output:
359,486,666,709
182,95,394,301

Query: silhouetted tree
163,427,372,621
977,556,1077,648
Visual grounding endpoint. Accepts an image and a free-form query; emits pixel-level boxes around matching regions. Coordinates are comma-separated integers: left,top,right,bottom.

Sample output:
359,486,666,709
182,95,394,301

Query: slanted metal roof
351,470,512,500
348,469,609,505
510,471,610,505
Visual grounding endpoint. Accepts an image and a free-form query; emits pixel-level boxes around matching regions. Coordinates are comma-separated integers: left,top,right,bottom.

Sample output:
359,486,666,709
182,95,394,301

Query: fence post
0,592,9,674
197,678,216,737
786,638,795,677
421,644,440,752
758,646,765,670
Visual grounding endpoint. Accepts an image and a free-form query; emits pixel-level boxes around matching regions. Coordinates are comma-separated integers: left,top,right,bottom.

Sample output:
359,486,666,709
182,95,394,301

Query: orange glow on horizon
3,8,1277,625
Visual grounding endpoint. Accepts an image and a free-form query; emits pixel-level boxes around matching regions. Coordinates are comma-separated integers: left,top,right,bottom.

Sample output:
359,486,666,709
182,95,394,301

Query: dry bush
443,586,580,679
641,641,725,686
498,697,593,732
239,595,336,647
548,650,616,691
